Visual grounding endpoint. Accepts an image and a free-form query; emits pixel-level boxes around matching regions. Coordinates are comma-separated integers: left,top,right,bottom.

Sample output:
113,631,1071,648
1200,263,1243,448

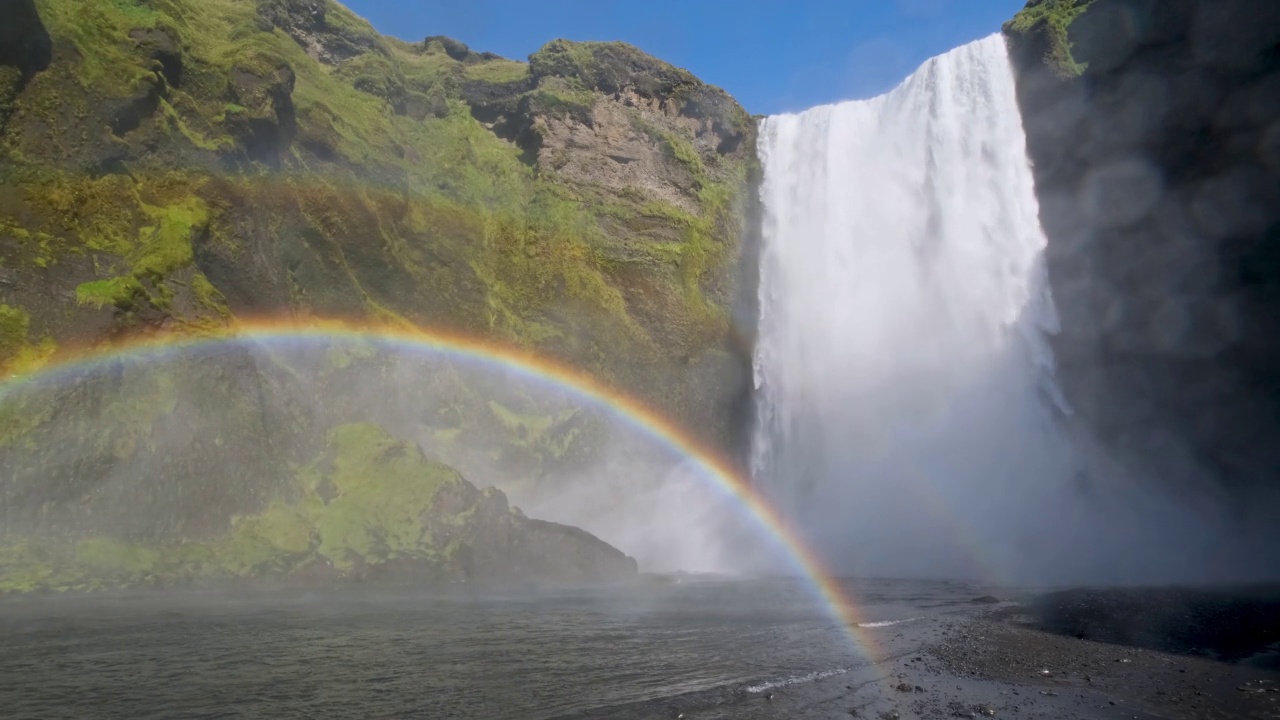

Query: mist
748,34,1276,587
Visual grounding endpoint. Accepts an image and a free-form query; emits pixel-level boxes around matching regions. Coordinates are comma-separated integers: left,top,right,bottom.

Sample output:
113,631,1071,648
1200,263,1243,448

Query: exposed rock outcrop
0,0,52,129
1005,0,1280,507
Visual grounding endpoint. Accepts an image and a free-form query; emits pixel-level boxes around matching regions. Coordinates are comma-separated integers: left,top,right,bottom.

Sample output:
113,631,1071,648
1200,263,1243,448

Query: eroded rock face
257,0,376,65
517,40,753,214
0,0,52,79
225,62,297,166
0,0,52,128
1006,0,1280,506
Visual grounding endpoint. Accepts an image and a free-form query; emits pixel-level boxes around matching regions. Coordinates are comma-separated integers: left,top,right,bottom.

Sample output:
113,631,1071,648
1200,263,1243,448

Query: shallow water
0,577,989,719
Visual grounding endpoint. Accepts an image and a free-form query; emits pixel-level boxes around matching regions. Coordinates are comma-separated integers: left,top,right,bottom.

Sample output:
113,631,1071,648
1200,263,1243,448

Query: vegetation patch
75,276,145,309
1,0,755,456
463,59,529,85
1005,0,1098,77
133,196,208,278
0,304,30,359
0,422,483,592
0,304,55,375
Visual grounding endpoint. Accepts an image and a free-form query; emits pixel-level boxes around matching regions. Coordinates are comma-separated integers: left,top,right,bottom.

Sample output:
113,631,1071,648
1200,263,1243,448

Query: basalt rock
0,0,52,129
1006,0,1280,512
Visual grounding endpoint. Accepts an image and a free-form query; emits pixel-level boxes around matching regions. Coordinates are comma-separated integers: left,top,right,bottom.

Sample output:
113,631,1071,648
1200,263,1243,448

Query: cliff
0,0,757,452
0,0,756,593
1,418,638,594
1005,1,1280,508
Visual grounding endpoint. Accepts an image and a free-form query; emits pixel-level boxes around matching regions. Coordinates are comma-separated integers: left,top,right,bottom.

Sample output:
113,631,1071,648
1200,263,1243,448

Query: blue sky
341,1,1027,115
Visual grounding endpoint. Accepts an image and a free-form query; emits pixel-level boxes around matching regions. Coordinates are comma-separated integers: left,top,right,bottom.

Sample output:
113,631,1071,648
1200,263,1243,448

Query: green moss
1005,0,1097,77
76,538,160,577
526,76,595,121
0,66,22,121
463,59,529,85
23,173,139,256
322,1,385,50
528,39,597,82
0,304,53,376
0,304,30,360
485,400,591,463
133,196,208,278
75,276,145,309
35,0,158,96
335,51,406,104
309,423,457,568
219,501,315,575
160,101,226,152
6,0,752,453
0,420,495,593
190,272,228,313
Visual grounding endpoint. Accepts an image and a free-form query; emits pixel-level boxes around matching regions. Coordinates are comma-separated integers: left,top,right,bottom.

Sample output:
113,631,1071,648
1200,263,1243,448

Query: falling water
750,35,1233,583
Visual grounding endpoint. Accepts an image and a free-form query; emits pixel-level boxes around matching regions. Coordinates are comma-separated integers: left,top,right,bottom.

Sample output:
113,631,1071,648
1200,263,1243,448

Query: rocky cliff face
0,0,748,593
0,0,756,452
1005,0,1280,508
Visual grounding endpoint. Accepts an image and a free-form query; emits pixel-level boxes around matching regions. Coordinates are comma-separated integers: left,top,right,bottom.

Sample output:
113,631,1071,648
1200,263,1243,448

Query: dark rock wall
1006,0,1280,515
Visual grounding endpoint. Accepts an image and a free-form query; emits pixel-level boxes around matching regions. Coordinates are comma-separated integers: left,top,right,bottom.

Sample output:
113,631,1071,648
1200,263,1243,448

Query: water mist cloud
750,34,1272,586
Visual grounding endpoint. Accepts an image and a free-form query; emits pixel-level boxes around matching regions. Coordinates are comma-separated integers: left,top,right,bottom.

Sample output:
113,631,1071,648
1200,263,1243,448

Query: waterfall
749,35,1225,583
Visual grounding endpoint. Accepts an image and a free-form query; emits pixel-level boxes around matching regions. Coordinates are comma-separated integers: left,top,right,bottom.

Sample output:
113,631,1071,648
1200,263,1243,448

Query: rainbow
1,318,880,659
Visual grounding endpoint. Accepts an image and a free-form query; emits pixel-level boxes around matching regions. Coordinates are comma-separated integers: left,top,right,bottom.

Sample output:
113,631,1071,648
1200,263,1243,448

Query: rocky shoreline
688,587,1280,720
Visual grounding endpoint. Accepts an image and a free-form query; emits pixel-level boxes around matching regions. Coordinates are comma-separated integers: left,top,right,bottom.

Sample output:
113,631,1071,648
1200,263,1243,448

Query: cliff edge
1005,0,1280,512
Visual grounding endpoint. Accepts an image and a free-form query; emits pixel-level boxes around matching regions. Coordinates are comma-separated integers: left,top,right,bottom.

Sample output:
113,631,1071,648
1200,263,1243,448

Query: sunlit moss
218,501,315,576
0,420,496,593
526,77,595,121
4,0,754,455
311,423,457,568
75,276,145,308
1005,0,1097,77
132,196,208,278
35,0,158,96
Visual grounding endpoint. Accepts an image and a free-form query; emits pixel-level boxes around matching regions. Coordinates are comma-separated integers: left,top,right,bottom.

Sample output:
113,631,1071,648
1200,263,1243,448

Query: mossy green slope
0,0,756,449
0,421,636,594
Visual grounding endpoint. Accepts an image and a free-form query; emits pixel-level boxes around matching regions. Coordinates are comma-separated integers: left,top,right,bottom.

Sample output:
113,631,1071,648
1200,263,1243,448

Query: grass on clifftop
1005,0,1097,77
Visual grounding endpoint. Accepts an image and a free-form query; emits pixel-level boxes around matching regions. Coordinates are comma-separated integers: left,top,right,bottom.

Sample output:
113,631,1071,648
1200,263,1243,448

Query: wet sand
690,589,1280,720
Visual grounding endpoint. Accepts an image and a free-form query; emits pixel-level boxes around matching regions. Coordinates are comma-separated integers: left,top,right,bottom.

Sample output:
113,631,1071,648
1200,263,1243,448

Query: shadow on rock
1000,586,1280,668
